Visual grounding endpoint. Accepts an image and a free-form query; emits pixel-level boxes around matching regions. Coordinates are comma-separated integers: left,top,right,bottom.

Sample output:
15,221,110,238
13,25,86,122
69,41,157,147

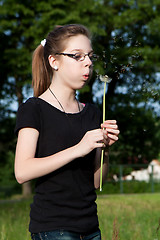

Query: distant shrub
97,180,160,195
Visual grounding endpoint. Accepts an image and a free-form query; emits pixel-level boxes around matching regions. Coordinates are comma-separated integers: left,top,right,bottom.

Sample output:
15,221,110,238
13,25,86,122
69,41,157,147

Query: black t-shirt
15,97,102,234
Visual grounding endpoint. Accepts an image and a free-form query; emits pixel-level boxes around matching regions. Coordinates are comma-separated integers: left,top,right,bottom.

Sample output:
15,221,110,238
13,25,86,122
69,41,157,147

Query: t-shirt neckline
35,97,88,116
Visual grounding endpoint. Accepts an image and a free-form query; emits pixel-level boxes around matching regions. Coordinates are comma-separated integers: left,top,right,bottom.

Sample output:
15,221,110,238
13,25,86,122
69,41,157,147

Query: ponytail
32,45,52,97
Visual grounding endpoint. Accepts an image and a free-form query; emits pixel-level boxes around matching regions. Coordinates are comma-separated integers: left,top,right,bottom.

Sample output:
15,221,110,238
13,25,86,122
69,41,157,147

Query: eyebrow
70,49,93,53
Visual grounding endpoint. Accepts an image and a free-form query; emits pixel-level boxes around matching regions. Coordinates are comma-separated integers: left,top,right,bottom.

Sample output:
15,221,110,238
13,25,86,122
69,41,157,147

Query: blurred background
0,0,160,199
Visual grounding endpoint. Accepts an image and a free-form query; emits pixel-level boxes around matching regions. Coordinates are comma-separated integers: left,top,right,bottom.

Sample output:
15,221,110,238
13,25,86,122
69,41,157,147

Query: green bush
97,180,160,195
0,151,21,199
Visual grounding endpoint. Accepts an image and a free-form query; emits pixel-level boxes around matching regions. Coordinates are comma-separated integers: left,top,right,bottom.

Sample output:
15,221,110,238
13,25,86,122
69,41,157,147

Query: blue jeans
31,229,101,240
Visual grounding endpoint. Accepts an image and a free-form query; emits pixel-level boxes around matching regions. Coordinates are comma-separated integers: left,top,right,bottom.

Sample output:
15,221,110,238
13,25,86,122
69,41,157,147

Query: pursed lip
82,73,90,80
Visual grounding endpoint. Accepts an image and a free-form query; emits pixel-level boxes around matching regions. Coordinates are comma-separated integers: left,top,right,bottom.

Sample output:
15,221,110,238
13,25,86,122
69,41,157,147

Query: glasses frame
55,52,98,62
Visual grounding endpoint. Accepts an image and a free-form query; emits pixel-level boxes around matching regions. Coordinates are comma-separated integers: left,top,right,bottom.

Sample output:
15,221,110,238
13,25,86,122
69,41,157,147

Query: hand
101,120,120,147
77,129,105,157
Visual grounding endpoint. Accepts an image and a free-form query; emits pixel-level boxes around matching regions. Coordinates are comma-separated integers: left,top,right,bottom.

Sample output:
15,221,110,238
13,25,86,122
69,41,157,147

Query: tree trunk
22,181,32,197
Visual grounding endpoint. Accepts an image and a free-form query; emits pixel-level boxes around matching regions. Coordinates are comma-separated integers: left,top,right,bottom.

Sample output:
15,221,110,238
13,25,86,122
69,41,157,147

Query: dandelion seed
131,112,135,116
103,50,106,58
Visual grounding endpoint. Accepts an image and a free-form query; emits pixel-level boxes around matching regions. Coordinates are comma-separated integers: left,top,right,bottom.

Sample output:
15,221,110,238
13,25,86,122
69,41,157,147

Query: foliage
0,115,20,198
0,0,160,193
97,180,160,195
93,0,160,164
108,101,160,164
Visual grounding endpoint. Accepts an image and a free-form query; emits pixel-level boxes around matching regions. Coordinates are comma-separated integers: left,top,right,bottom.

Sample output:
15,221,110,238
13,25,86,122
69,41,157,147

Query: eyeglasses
55,52,98,62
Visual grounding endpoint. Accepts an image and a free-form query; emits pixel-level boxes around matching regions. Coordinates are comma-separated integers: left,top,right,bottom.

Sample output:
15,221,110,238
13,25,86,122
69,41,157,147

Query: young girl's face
56,34,93,90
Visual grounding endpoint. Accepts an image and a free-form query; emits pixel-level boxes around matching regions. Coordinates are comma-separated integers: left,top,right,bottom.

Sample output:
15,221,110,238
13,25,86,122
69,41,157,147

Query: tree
0,0,114,196
90,0,160,164
0,0,160,196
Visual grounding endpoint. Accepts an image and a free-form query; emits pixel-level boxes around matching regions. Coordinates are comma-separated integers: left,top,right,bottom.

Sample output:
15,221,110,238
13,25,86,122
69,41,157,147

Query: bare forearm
15,144,80,184
15,127,106,184
102,150,109,179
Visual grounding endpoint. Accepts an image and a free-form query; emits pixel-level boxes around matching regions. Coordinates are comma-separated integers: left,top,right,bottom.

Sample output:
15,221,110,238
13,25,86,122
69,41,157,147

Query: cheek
65,62,81,76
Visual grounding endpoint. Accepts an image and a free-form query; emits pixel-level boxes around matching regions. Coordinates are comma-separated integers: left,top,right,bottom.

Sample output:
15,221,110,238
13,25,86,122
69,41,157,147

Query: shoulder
19,97,38,108
15,97,41,135
17,97,41,115
17,97,41,120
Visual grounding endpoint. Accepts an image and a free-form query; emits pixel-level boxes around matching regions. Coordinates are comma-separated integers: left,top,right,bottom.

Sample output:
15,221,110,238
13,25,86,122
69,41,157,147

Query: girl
15,24,119,240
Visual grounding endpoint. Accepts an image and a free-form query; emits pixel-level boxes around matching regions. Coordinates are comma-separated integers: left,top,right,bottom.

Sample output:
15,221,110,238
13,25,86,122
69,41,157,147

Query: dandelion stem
100,81,106,191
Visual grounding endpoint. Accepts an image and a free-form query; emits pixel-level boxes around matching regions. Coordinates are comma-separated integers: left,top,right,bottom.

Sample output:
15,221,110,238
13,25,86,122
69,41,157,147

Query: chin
78,81,88,90
72,81,86,90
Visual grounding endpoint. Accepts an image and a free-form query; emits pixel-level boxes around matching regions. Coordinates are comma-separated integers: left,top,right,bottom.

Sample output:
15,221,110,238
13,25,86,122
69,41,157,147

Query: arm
15,127,105,184
94,120,119,189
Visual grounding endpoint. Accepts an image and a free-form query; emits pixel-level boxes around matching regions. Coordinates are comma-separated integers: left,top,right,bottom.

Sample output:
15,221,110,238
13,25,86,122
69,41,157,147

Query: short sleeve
15,98,41,136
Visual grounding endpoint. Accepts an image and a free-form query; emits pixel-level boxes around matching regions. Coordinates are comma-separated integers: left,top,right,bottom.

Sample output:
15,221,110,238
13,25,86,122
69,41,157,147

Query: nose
84,55,93,67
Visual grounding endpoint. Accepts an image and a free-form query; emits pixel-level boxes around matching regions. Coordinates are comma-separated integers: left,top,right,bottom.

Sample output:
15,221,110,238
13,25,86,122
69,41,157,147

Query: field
98,194,160,240
0,193,160,240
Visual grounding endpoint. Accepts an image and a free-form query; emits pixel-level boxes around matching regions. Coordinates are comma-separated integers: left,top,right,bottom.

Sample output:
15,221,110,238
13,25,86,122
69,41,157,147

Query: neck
49,82,76,103
48,82,80,113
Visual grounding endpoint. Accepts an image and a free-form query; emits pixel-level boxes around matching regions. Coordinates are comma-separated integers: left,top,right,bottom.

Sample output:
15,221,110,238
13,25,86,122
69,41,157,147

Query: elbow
94,177,100,189
15,175,25,184
94,182,100,190
14,162,29,184
94,173,100,189
15,171,26,184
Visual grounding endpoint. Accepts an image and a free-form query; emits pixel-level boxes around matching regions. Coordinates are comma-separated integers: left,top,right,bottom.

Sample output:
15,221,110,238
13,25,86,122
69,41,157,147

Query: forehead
64,34,92,52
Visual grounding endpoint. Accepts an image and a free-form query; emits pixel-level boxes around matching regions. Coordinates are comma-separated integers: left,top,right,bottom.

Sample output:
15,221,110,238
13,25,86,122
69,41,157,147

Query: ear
48,55,58,70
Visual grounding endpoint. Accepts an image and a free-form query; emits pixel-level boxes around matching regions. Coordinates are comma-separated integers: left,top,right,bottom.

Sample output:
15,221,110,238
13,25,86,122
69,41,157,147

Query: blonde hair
32,24,91,97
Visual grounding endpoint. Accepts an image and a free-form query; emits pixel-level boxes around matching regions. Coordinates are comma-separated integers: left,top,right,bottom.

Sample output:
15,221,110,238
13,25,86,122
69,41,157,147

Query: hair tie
41,39,46,47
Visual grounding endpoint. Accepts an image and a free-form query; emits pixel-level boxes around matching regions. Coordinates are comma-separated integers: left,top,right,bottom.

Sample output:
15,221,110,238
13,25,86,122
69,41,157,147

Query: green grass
0,198,31,240
97,194,160,240
0,194,160,240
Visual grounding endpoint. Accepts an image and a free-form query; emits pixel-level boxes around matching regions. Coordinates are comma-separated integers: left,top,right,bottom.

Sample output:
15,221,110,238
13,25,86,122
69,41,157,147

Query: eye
73,53,84,61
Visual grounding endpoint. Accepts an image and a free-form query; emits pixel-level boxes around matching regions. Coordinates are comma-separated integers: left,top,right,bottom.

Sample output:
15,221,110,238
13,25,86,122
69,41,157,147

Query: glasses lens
73,53,84,61
72,53,98,62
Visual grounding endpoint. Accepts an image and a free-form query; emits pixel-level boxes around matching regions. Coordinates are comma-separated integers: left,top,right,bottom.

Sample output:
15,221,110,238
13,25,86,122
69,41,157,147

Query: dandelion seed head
99,75,112,83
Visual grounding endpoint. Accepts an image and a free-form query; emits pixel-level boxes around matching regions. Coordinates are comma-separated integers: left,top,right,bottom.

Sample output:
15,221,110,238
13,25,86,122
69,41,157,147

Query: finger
103,137,109,146
103,130,108,139
95,133,104,143
107,133,119,141
103,120,117,124
101,123,119,129
105,129,120,135
102,120,117,126
102,128,119,135
93,129,104,137
95,142,105,148
88,129,103,139
102,131,110,145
